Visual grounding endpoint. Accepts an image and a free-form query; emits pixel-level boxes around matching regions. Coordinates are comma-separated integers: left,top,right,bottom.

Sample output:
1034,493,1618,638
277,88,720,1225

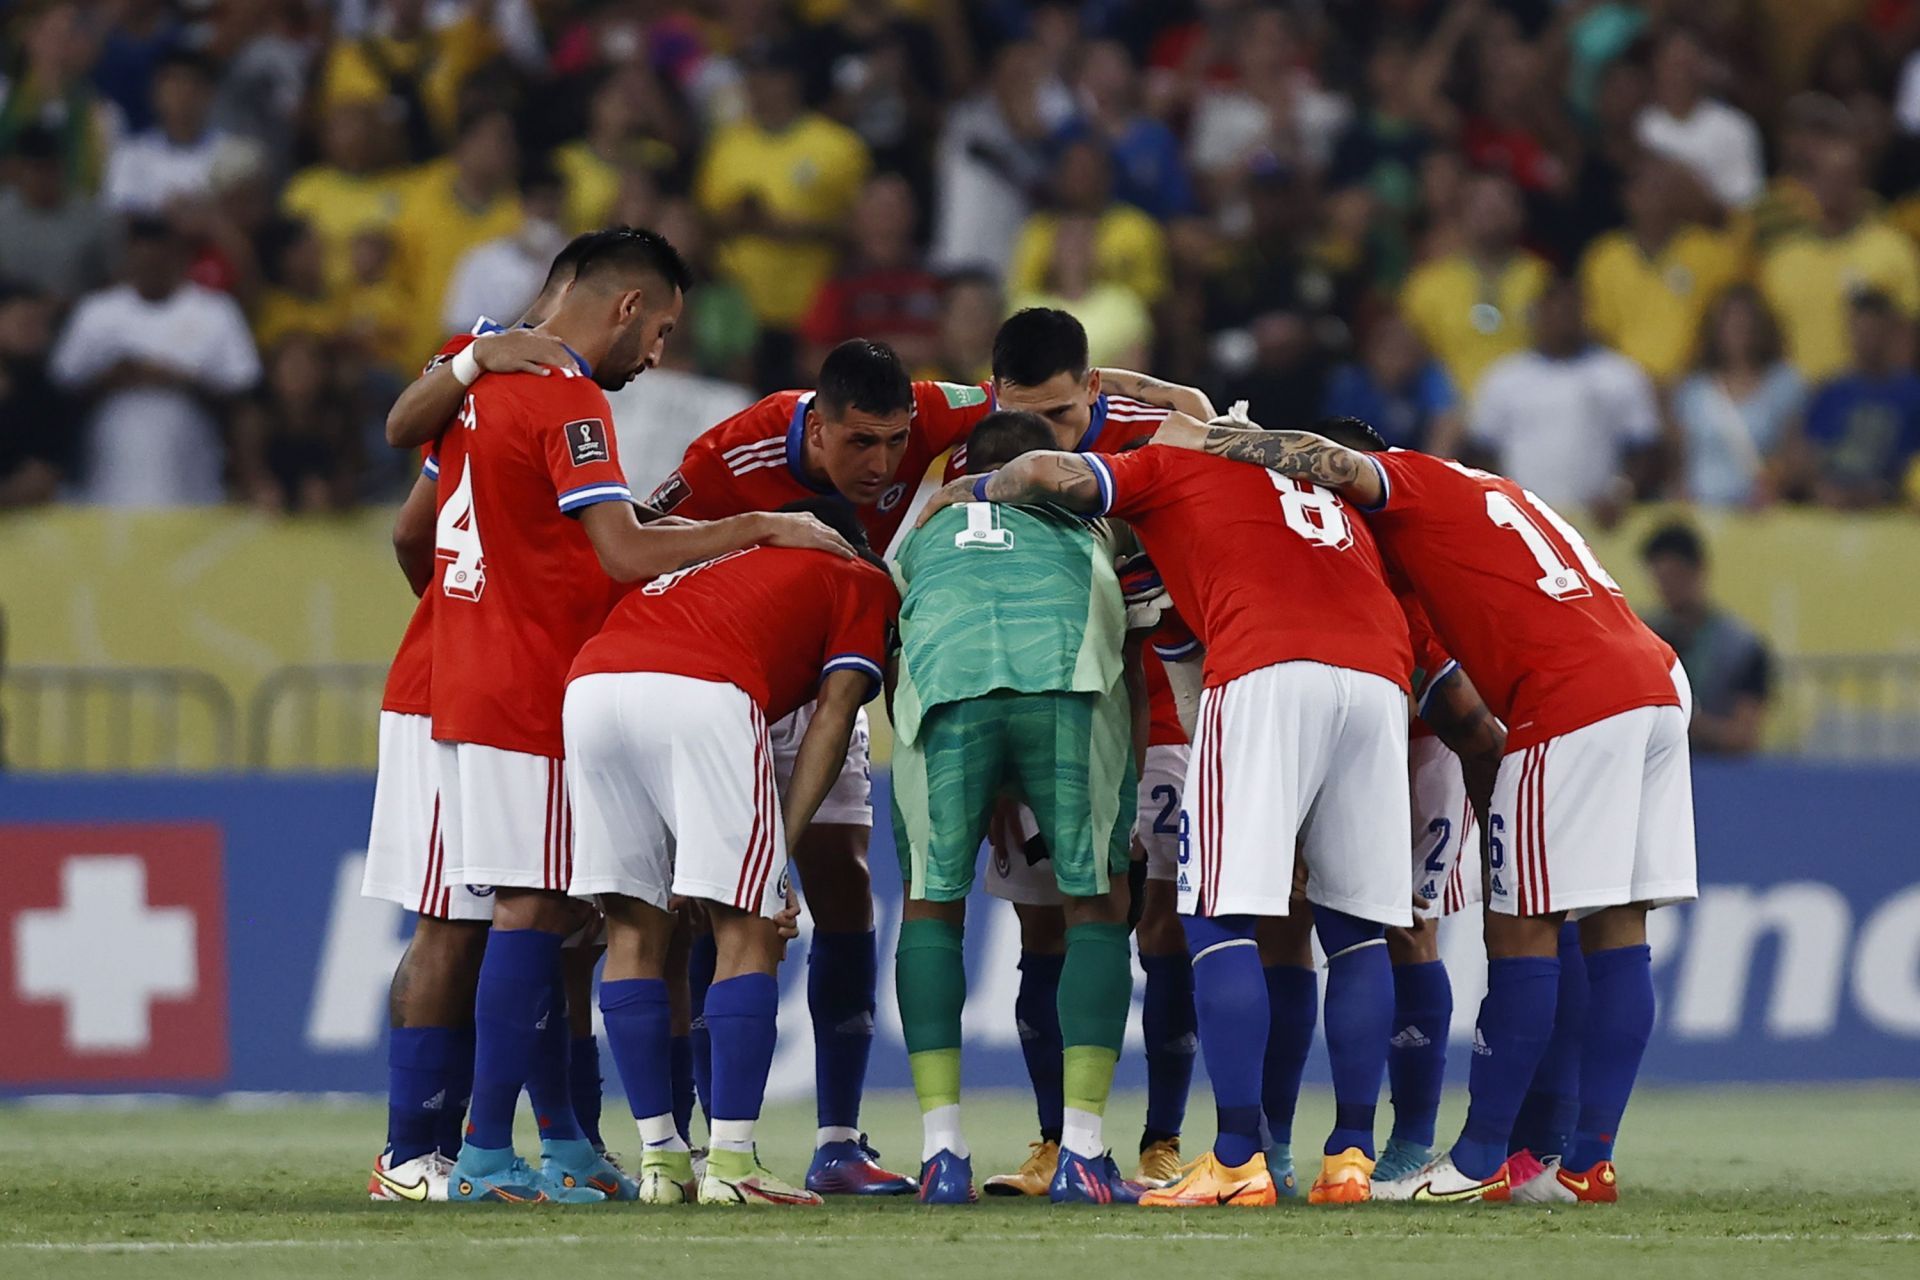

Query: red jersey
1366,449,1678,751
571,546,900,722
1088,446,1411,692
1398,583,1459,742
942,390,1170,481
430,361,632,758
647,381,991,555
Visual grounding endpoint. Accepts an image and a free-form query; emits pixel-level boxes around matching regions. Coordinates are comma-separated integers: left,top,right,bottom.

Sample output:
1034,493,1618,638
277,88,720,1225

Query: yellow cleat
1138,1150,1277,1207
983,1139,1059,1197
1307,1146,1375,1204
1134,1137,1184,1187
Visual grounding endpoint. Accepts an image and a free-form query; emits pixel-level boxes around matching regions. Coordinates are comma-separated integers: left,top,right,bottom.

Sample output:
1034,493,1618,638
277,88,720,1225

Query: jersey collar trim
785,392,837,494
1074,393,1110,453
1355,453,1391,512
561,343,593,379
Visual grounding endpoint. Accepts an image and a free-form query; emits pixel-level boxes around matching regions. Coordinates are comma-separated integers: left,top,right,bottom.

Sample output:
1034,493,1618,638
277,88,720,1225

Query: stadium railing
1774,654,1920,761
0,665,238,771
244,663,389,771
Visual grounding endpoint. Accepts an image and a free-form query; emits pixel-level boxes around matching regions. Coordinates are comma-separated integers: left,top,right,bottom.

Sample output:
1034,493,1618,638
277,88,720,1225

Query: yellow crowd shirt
1400,252,1551,399
1008,207,1171,305
1580,226,1746,383
388,159,522,361
696,114,871,327
1761,219,1920,382
317,17,497,144
281,166,405,290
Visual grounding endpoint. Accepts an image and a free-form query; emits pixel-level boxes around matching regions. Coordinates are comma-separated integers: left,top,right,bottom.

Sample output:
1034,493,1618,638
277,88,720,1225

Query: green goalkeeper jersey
890,501,1126,745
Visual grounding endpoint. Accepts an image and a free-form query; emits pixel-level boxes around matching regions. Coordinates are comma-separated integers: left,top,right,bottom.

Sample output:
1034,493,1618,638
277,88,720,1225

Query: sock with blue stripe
1513,922,1586,1159
808,930,876,1137
1262,963,1318,1150
1451,954,1559,1180
387,1026,460,1165
689,931,716,1126
600,977,677,1148
466,929,563,1152
1185,914,1266,1168
1314,909,1391,1159
1388,960,1452,1149
527,970,585,1144
1140,952,1196,1147
1015,950,1066,1141
435,1027,475,1158
1566,944,1654,1172
706,973,781,1137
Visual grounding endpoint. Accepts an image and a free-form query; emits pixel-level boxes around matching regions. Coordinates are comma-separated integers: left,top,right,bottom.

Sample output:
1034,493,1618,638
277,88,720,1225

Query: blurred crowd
6,0,1920,515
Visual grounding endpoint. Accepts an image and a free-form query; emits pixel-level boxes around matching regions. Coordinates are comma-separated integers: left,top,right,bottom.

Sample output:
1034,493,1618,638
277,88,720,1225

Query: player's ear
1085,367,1101,402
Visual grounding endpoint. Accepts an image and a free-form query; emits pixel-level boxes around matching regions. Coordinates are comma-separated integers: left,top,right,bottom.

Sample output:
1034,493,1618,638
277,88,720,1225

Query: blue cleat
1373,1137,1435,1185
806,1135,918,1196
1049,1149,1147,1205
542,1138,635,1201
446,1145,555,1204
917,1149,978,1204
1266,1144,1299,1198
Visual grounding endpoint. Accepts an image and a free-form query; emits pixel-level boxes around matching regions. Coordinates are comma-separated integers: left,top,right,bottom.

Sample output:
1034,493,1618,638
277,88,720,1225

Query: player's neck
533,317,604,374
795,436,843,496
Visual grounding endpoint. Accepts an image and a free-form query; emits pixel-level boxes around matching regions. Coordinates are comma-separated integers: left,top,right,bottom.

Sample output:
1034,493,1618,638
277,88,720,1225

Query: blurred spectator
1761,134,1920,383
0,122,117,300
805,0,948,195
1064,39,1194,222
49,217,260,506
1011,214,1150,368
1636,26,1765,211
1187,6,1350,184
1219,309,1326,433
339,227,411,377
1641,523,1773,756
441,161,568,334
204,0,315,167
232,334,357,514
696,42,870,374
604,323,755,498
1401,170,1549,400
645,192,759,387
389,105,521,362
1467,274,1661,515
1672,285,1807,507
923,270,1002,385
0,284,76,509
1327,33,1434,282
1205,163,1356,345
1320,313,1462,455
553,67,684,236
1746,92,1850,255
1009,137,1168,307
1579,158,1745,385
254,219,345,351
798,174,942,374
317,0,501,161
1562,52,1650,257
931,41,1050,275
103,49,227,215
1797,289,1920,509
282,102,403,291
0,1,116,193
1459,30,1575,200
91,0,183,134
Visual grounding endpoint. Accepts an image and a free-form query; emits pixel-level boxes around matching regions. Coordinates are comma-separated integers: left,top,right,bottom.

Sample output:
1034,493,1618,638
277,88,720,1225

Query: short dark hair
1641,521,1705,568
778,497,884,570
1313,415,1388,452
14,122,62,162
965,410,1054,473
992,307,1089,387
815,339,913,419
156,48,216,84
1851,286,1898,319
126,215,178,245
571,226,693,296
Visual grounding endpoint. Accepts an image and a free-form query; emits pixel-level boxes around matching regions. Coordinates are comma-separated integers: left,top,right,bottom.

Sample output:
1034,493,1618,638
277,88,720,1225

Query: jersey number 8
1268,474,1354,550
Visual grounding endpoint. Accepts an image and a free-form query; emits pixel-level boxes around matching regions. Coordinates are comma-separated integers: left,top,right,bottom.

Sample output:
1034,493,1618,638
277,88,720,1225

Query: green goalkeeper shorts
890,685,1135,902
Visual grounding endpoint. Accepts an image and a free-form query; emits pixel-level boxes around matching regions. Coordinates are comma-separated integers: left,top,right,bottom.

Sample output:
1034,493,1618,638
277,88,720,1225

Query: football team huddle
360,225,1695,1210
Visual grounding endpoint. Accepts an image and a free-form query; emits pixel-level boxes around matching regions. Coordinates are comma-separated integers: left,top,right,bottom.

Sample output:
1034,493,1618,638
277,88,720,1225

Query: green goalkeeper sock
896,918,966,1110
1059,921,1132,1156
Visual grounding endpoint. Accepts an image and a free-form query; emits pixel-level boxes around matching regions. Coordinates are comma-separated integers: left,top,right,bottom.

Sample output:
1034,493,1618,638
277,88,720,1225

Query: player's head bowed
989,307,1101,445
550,227,694,391
963,410,1054,474
806,340,915,507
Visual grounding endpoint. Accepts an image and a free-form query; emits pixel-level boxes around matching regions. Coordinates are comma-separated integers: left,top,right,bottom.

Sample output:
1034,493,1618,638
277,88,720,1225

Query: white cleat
1511,1154,1579,1204
368,1150,454,1203
636,1149,698,1205
1371,1151,1513,1204
699,1161,823,1206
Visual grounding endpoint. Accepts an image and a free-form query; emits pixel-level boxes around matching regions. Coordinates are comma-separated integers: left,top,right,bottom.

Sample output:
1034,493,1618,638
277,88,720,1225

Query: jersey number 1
1484,489,1620,601
436,457,486,602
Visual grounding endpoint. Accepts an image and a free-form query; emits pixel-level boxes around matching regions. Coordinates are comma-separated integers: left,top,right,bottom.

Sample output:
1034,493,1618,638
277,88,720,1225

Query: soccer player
644,339,993,1195
362,232,624,1203
565,499,899,1206
1151,410,1695,1204
918,431,1416,1208
891,411,1142,1206
430,229,856,1204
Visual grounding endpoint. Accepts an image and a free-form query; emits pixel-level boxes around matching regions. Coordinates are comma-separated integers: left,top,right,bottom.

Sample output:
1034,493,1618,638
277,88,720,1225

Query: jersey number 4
1484,489,1621,601
436,456,486,602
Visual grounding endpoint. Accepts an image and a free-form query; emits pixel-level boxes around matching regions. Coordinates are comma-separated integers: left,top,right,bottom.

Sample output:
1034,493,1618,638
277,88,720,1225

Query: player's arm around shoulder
392,469,438,596
915,450,1107,526
1420,666,1506,825
1095,368,1217,420
1150,408,1386,508
384,329,578,449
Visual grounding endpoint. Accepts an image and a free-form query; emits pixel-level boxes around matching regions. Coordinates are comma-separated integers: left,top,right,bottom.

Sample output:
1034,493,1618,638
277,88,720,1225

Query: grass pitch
3,1087,1916,1279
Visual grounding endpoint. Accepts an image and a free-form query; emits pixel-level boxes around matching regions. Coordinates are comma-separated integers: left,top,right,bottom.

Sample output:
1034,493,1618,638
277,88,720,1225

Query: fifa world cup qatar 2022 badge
566,419,611,467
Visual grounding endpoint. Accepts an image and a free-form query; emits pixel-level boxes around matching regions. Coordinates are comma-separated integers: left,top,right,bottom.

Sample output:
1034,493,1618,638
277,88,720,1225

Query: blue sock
466,929,563,1152
436,1027,475,1158
807,930,876,1133
570,1035,604,1151
1185,914,1266,1168
1015,950,1066,1141
1140,952,1196,1145
689,932,716,1125
387,1026,460,1164
1262,963,1318,1149
1387,961,1452,1149
1513,923,1586,1159
706,973,780,1124
1314,909,1391,1159
599,978,672,1128
1566,944,1654,1172
526,971,585,1144
670,1034,695,1143
1452,954,1559,1180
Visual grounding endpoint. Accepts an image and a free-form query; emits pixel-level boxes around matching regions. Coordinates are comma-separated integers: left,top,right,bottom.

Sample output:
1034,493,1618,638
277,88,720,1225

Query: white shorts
983,804,1060,906
1181,661,1412,925
436,738,573,895
564,673,789,919
771,702,872,827
363,712,492,921
1409,733,1479,920
1487,663,1697,918
981,743,1190,905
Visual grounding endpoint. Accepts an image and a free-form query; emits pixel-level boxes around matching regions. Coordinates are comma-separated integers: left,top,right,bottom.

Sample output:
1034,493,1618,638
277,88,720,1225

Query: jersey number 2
436,456,486,602
1484,489,1620,601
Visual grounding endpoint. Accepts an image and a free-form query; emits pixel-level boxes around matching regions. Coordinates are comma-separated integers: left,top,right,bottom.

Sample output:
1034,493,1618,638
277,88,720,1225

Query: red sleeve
1085,444,1174,520
912,380,993,455
645,436,737,519
1369,448,1445,517
523,376,632,514
424,332,477,377
820,564,899,702
1400,590,1457,703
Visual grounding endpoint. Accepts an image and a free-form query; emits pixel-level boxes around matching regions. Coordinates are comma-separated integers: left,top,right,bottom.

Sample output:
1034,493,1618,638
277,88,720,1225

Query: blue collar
785,392,838,494
986,386,1110,453
561,342,593,379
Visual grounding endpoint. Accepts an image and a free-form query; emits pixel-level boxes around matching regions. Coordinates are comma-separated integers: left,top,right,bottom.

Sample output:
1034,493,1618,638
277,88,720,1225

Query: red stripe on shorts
1531,744,1551,914
738,707,770,910
419,792,441,916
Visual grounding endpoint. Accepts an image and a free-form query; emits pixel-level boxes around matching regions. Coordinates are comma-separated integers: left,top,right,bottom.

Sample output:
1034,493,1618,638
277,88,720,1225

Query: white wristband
450,343,482,387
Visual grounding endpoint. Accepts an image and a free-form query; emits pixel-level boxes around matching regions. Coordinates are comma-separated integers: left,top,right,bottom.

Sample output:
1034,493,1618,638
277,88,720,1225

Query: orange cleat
1307,1147,1374,1204
1139,1150,1277,1207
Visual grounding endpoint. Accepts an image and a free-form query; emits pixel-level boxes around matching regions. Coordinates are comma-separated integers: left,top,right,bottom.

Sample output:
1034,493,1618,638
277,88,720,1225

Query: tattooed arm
915,450,1106,527
1151,410,1385,507
1096,368,1217,421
